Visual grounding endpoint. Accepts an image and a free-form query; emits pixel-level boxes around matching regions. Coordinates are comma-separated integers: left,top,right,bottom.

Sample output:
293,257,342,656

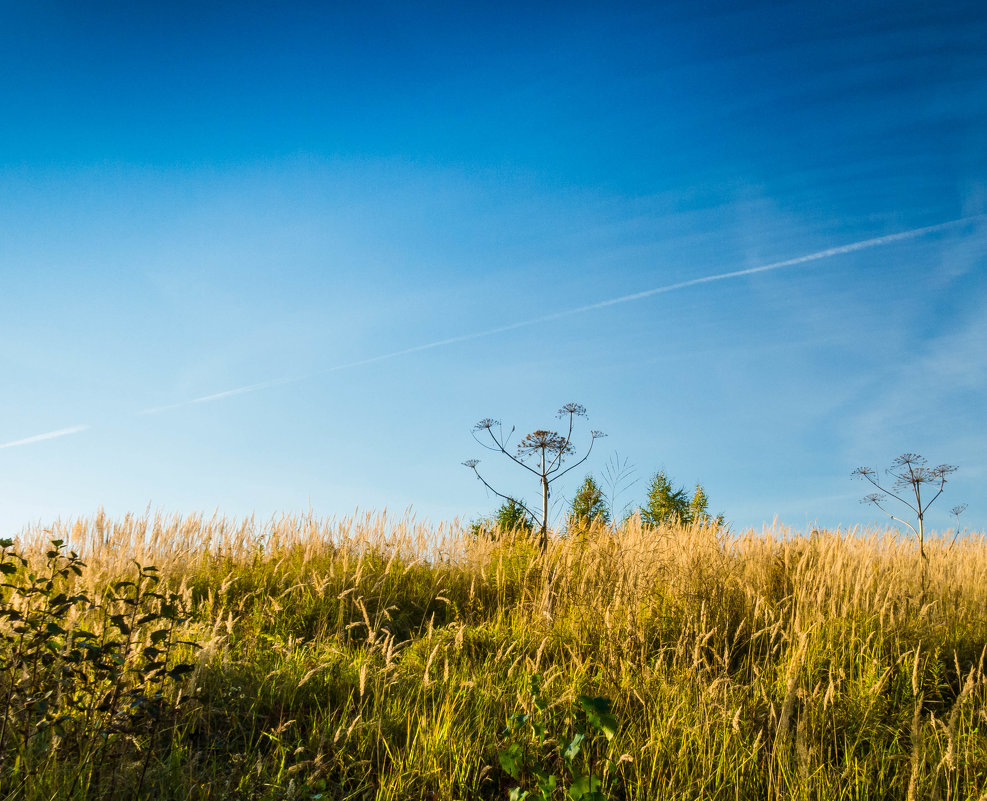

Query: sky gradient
2,1,985,535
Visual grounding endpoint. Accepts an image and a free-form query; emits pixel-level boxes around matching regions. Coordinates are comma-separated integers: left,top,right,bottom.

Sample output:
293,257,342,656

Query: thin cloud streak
141,214,984,415
139,378,297,415
0,425,90,450
561,215,985,315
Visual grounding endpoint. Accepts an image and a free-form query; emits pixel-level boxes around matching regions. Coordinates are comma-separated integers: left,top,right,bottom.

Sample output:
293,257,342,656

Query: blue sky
1,1,985,535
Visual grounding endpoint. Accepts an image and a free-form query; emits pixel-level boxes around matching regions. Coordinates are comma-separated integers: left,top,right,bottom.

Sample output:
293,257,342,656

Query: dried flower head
852,453,962,583
885,453,958,492
517,430,573,459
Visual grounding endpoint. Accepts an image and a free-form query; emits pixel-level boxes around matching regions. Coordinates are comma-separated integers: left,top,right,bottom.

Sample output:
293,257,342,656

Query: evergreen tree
688,483,709,522
686,483,725,527
495,498,533,535
640,471,689,526
570,475,610,527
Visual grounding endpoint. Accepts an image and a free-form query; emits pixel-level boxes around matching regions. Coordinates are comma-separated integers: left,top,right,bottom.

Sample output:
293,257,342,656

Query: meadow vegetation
2,511,986,800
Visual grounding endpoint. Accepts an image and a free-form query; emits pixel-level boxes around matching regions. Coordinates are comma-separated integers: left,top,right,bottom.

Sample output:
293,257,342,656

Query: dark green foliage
569,476,610,529
470,499,534,540
499,676,620,801
0,538,198,799
640,472,722,526
639,471,689,526
496,499,534,535
687,483,725,526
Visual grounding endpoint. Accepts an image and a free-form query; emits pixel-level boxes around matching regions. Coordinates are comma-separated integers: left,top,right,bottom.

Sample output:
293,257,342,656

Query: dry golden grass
5,511,987,800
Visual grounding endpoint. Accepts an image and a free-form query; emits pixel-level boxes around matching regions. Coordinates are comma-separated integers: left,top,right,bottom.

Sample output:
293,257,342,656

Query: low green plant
499,675,621,801
0,537,198,798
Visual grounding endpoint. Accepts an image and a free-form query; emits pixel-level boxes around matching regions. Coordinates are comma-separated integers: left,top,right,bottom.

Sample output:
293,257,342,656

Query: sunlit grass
4,511,986,799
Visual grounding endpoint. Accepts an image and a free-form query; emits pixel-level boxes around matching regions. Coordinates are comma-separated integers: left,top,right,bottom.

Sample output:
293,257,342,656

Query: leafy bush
0,538,198,798
499,675,625,801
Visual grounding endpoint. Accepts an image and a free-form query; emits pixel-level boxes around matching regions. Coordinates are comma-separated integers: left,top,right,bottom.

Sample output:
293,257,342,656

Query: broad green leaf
167,663,195,679
109,614,131,635
499,743,525,779
578,696,618,739
563,732,585,763
506,712,529,732
577,696,611,716
592,712,618,740
567,774,602,800
532,720,547,744
533,768,557,799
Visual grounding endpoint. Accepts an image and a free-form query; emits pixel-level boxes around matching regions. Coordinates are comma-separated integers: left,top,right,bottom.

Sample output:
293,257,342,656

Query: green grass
2,513,986,800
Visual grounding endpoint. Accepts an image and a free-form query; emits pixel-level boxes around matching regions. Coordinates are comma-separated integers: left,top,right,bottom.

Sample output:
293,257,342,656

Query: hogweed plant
465,403,605,549
951,503,969,534
853,453,961,594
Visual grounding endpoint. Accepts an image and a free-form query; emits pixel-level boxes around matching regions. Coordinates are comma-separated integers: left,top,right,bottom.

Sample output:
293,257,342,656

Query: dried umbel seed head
557,402,587,418
473,418,499,432
517,430,573,458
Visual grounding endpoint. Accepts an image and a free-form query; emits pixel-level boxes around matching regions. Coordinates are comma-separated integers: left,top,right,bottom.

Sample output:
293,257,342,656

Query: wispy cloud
844,310,987,457
142,214,983,414
0,425,90,450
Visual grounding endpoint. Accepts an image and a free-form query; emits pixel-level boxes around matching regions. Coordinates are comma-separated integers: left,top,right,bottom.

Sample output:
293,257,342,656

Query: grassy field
1,512,986,800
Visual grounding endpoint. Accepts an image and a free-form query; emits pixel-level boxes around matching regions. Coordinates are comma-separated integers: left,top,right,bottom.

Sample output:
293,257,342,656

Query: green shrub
0,538,198,799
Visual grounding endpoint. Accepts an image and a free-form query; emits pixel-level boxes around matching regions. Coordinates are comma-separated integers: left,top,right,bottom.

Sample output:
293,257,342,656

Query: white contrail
9,215,980,444
140,213,983,414
547,214,984,315
0,425,90,450
138,377,297,415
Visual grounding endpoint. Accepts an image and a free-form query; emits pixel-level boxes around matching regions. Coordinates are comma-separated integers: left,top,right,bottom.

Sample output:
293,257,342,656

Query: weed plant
0,537,197,799
3,511,986,800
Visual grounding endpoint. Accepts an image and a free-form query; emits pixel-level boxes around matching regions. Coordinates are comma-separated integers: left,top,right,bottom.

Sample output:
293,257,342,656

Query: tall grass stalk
3,511,985,800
